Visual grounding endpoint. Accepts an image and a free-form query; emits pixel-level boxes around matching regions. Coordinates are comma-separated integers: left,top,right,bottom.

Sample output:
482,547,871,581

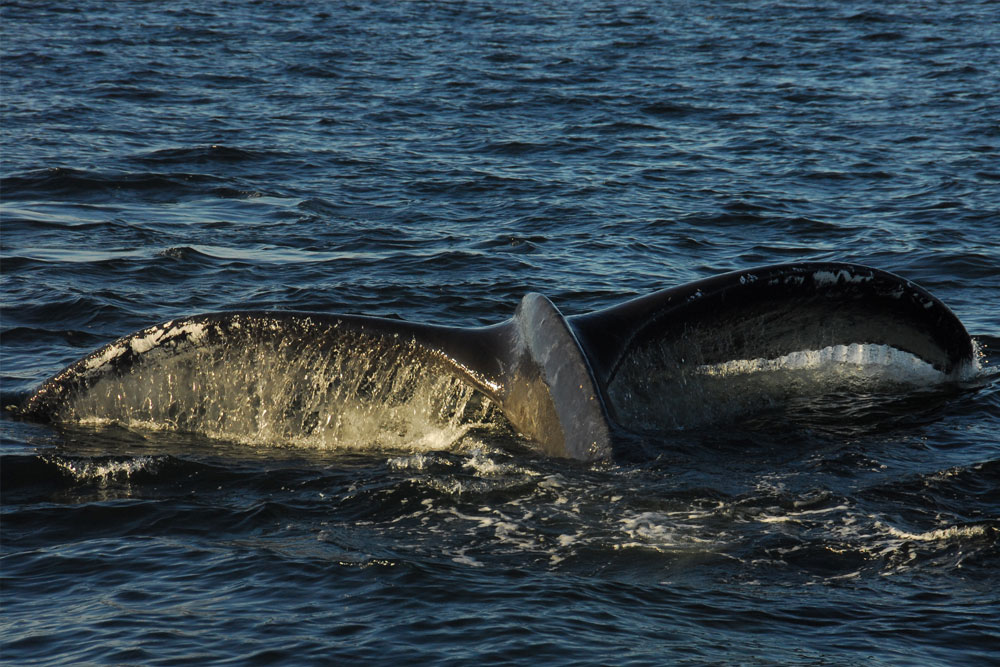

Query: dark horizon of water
2,0,999,665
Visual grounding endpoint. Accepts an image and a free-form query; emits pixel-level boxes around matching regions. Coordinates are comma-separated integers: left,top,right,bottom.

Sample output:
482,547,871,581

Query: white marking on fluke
811,269,874,286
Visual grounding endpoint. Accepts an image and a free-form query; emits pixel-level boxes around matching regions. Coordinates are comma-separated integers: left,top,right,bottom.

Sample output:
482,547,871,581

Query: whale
19,262,976,460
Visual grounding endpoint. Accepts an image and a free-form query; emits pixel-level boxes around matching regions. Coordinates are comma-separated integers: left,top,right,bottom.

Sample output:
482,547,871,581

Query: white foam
757,504,851,523
45,455,159,485
616,508,728,554
387,453,441,471
881,523,991,542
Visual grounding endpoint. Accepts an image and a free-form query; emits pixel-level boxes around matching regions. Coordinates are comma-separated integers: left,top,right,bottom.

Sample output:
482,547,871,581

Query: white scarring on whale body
19,263,979,459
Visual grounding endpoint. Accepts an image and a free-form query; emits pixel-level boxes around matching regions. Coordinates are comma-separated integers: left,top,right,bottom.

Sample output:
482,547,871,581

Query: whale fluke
18,263,976,459
568,262,976,432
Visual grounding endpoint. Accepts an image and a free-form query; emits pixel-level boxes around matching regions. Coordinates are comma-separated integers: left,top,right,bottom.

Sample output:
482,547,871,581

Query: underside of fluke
19,263,976,460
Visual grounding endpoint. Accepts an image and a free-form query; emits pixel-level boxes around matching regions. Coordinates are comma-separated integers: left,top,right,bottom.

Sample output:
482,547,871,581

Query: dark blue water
2,1,999,664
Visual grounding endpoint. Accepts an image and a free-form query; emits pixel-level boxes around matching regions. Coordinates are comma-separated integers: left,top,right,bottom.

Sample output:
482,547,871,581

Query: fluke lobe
20,263,976,460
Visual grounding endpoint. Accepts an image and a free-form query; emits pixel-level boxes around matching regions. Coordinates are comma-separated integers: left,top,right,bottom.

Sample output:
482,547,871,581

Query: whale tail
18,263,976,459
569,262,977,435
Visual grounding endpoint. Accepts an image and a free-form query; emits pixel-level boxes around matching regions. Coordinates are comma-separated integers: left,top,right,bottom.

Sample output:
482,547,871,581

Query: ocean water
2,0,999,664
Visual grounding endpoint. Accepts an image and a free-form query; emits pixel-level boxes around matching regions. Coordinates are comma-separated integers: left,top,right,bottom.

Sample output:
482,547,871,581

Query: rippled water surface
2,1,999,664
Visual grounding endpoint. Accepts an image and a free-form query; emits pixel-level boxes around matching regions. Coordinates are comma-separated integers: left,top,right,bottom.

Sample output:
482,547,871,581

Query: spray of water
44,314,984,450
63,325,501,452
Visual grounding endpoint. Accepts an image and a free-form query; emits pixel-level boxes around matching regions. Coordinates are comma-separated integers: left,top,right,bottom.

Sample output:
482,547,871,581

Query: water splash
44,455,161,486
61,326,503,453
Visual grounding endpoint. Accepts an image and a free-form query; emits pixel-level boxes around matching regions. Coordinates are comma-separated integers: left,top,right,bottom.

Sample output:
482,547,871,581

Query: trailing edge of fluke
19,262,976,460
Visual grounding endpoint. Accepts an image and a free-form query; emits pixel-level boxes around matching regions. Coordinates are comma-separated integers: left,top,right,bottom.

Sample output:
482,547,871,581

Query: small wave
285,63,342,79
640,101,706,117
0,208,121,231
708,486,1000,578
480,139,562,156
1,326,105,348
10,247,148,264
130,145,276,166
616,509,728,553
93,84,165,100
44,455,162,486
881,523,993,543
0,452,178,504
5,295,130,332
1,167,224,201
861,31,906,42
841,10,900,23
157,244,383,265
157,246,213,261
387,452,444,471
472,233,546,254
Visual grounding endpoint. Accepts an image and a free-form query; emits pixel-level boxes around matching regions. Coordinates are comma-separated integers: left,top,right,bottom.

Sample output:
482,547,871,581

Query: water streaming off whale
24,264,980,454
53,314,503,452
66,338,970,447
